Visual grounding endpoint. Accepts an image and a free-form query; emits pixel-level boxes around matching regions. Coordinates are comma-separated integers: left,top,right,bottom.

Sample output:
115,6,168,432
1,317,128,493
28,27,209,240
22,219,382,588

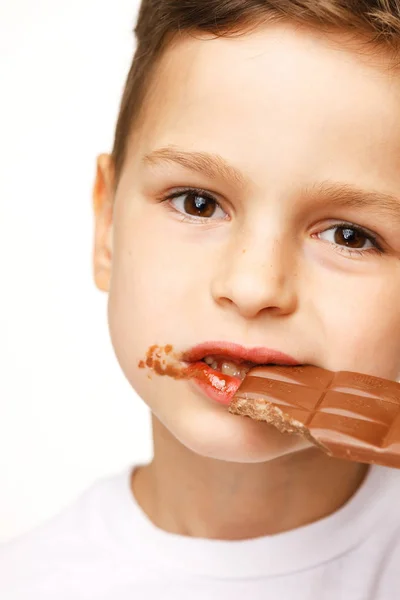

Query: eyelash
160,187,384,256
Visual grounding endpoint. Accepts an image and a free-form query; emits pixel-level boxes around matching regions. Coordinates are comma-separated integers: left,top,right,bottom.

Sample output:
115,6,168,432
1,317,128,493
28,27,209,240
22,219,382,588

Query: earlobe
92,153,115,293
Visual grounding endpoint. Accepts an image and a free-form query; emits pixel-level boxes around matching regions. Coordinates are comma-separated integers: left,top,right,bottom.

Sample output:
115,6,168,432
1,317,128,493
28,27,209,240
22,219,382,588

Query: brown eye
169,190,227,220
334,226,367,248
318,224,375,250
184,191,217,217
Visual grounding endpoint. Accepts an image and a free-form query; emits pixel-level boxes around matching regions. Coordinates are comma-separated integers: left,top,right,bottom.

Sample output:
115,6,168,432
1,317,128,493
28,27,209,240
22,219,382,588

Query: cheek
108,205,218,349
107,208,207,397
110,213,187,332
318,272,400,379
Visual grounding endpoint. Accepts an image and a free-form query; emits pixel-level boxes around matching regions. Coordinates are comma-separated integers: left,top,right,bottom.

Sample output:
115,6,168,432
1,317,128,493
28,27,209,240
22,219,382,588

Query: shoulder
349,466,400,592
373,522,400,594
0,468,134,599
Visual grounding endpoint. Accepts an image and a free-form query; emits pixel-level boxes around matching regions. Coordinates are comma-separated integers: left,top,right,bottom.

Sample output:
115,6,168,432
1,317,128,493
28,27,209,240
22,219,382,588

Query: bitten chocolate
229,365,400,468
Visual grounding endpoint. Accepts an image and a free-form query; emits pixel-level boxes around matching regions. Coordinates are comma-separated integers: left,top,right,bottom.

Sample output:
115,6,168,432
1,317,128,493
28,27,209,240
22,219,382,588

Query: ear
92,153,115,292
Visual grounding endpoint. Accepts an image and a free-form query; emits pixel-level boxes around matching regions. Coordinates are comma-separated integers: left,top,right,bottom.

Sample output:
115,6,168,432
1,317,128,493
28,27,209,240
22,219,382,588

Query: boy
1,0,400,598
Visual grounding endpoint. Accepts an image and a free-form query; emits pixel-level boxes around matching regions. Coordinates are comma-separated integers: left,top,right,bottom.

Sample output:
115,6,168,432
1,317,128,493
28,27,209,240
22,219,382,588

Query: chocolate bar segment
228,365,400,468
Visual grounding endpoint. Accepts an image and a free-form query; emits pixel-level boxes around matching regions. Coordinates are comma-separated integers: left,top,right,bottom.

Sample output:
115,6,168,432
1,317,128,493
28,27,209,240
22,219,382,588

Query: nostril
217,296,235,308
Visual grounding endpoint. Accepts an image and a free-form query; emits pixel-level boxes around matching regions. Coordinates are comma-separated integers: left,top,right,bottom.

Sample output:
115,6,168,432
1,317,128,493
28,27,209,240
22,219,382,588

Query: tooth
204,356,214,365
221,361,241,377
211,360,219,370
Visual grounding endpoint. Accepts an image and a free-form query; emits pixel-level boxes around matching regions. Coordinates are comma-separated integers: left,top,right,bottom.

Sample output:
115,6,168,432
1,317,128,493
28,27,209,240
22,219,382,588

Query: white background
0,0,153,543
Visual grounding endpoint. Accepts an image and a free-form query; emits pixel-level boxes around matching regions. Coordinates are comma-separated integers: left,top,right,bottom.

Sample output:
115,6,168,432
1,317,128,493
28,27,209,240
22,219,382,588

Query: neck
131,416,368,541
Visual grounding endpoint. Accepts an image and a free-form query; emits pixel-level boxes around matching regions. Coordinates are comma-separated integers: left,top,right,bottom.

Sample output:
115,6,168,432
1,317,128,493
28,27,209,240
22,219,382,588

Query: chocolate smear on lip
138,345,256,406
137,344,237,389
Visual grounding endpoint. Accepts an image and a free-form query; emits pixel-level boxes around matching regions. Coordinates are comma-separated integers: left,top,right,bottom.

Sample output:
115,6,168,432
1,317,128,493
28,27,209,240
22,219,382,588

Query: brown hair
111,0,400,188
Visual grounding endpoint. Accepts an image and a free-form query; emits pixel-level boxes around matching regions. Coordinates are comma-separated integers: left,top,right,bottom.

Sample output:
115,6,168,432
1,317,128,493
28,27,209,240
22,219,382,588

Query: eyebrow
307,181,400,223
142,146,400,221
142,146,247,189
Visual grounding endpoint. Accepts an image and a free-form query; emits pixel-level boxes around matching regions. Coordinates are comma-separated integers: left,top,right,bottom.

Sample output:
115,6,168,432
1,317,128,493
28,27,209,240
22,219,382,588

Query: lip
182,341,300,366
186,362,243,405
183,341,300,406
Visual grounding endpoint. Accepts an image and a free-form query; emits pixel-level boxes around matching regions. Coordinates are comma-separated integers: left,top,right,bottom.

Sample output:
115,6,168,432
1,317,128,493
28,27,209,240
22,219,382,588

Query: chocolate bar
228,365,400,468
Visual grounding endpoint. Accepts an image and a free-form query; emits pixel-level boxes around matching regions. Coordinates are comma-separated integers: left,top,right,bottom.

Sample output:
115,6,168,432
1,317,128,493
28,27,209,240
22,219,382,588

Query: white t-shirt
0,464,399,599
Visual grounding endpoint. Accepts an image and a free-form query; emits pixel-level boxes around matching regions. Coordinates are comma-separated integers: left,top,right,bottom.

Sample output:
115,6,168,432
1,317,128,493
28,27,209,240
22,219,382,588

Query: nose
211,232,298,320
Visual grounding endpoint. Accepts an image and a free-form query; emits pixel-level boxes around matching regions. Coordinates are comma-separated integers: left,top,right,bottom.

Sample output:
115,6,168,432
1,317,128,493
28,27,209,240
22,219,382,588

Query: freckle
147,374,152,380
242,249,246,254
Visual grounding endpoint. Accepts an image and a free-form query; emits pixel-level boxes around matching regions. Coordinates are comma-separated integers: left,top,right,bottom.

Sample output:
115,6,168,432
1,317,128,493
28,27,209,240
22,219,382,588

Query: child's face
94,23,400,463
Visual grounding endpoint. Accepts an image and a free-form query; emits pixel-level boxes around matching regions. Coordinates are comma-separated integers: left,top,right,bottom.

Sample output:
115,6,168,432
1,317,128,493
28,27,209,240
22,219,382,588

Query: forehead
128,22,400,195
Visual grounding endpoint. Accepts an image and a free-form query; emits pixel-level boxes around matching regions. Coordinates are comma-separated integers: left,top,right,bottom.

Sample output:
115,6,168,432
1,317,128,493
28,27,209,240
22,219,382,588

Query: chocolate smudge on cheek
138,345,189,380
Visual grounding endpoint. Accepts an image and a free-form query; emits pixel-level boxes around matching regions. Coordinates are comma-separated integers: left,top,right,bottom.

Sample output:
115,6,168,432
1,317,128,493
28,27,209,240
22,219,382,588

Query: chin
160,402,312,463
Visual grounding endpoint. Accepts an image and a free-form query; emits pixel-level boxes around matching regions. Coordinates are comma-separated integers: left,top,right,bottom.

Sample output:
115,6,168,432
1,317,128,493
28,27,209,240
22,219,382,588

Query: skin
92,22,400,540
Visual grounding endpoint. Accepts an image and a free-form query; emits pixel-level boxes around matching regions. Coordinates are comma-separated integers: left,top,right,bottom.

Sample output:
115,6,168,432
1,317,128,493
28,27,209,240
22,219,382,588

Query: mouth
202,355,253,380
183,342,300,406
